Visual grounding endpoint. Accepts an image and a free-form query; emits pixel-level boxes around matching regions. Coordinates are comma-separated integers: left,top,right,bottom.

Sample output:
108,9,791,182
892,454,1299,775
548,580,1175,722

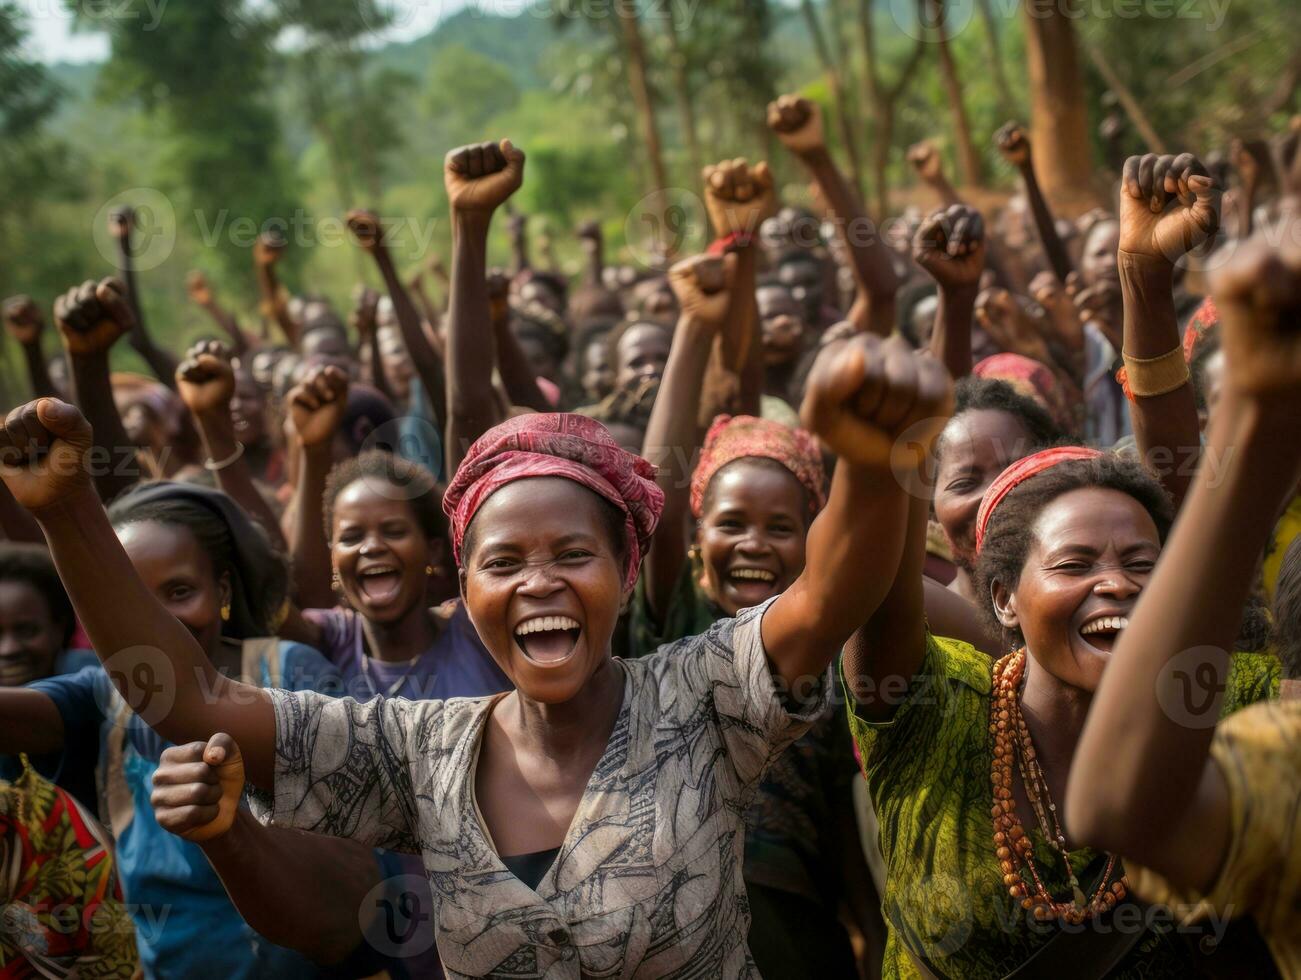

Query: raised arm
346,210,447,430
768,95,900,336
284,365,349,611
640,254,734,623
52,278,139,503
913,204,986,380
763,334,953,688
151,735,381,966
186,271,256,357
350,286,397,404
907,140,964,207
108,207,178,389
3,296,57,399
1067,230,1301,892
488,270,550,413
995,122,1073,282
176,341,285,551
1116,152,1219,508
443,139,526,474
253,231,299,348
0,399,276,784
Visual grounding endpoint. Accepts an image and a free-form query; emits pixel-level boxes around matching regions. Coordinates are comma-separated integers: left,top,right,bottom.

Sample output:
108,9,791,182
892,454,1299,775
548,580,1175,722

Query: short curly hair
0,543,75,647
938,377,1062,460
323,450,446,544
973,455,1174,644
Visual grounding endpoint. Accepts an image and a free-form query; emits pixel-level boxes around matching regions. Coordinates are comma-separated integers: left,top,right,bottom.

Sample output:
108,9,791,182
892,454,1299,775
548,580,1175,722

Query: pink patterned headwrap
973,353,1073,431
689,414,827,519
974,446,1102,556
443,414,663,589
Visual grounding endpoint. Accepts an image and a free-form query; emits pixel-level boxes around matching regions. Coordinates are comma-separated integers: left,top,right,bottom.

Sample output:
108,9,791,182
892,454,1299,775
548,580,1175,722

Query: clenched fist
176,341,236,419
185,271,214,309
913,205,986,289
767,95,825,157
288,364,349,449
444,139,526,214
801,334,953,471
253,230,286,268
150,733,244,843
907,141,944,183
702,157,775,240
0,399,94,514
345,209,384,252
3,295,44,346
668,253,736,329
1118,153,1220,264
53,277,134,357
994,121,1031,169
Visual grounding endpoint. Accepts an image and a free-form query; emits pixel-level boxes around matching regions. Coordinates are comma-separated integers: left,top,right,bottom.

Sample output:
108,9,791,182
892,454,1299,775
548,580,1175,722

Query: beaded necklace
990,648,1127,924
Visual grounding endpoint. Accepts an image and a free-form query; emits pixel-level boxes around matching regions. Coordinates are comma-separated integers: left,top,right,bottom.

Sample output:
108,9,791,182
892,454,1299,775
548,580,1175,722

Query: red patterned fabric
444,414,664,589
974,446,1102,556
973,353,1073,431
689,414,827,519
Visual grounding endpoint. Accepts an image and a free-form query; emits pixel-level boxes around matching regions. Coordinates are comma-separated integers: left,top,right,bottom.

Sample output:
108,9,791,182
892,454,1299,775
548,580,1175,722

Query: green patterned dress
845,633,1279,979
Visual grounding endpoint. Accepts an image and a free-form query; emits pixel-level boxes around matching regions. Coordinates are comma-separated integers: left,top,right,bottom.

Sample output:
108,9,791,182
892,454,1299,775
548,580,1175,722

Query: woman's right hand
0,398,94,514
288,364,349,450
151,733,245,843
667,253,735,329
176,341,236,419
53,277,134,357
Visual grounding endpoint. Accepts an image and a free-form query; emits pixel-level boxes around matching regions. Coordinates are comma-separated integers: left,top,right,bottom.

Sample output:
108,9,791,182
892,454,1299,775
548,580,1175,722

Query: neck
505,657,624,762
361,602,437,662
1019,650,1093,772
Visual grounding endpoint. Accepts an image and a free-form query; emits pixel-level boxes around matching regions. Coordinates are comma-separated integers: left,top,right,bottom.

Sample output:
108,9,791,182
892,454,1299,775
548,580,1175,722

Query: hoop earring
220,603,231,622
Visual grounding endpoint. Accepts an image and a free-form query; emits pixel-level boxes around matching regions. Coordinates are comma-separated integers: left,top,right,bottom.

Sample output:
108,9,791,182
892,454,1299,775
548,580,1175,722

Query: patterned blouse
845,632,1279,980
256,599,827,978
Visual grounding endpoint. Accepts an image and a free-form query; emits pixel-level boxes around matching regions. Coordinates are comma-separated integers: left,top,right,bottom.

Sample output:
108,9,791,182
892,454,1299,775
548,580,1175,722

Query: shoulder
53,649,100,675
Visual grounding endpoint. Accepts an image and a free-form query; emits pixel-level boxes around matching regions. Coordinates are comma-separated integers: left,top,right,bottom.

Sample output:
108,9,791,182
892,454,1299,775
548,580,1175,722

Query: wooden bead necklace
990,648,1127,924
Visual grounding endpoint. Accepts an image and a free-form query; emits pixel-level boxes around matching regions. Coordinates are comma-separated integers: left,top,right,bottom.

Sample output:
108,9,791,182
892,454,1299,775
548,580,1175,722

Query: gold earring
220,603,231,622
425,565,434,576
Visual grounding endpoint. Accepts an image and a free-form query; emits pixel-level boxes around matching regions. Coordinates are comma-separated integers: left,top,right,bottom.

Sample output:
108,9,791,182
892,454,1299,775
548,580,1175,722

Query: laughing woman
0,321,950,976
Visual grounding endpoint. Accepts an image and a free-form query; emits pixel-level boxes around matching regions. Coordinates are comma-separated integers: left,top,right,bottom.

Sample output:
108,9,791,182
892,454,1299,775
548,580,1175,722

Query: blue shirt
32,641,343,980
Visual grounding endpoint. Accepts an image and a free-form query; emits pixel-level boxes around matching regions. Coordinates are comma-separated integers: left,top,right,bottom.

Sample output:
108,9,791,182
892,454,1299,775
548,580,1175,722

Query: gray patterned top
257,598,827,978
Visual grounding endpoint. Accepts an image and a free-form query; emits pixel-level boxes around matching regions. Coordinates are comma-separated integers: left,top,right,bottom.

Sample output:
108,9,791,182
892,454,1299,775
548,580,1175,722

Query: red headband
974,446,1102,556
689,414,827,519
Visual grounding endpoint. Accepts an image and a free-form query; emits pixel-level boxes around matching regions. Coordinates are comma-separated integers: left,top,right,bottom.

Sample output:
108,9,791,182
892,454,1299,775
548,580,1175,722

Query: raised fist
3,295,44,346
53,278,134,357
1118,153,1220,264
576,219,602,250
176,341,236,418
1210,231,1301,402
0,399,94,514
994,121,1031,168
766,94,825,157
801,334,953,470
185,271,214,308
668,253,736,329
350,285,381,341
486,268,511,305
975,287,1054,363
912,204,986,289
108,205,133,241
345,209,384,252
288,364,349,449
907,141,944,183
702,157,775,239
444,139,526,214
253,230,286,268
150,734,244,843
1029,271,1078,333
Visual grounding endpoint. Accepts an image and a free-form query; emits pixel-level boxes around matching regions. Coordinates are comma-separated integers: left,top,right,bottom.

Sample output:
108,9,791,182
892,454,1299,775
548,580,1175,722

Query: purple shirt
303,601,511,703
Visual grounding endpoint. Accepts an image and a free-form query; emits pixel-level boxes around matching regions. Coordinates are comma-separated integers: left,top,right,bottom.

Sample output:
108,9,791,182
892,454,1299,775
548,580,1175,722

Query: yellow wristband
1121,347,1190,397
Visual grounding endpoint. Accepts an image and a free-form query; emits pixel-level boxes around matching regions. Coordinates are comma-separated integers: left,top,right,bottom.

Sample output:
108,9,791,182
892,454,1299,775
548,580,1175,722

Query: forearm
256,267,298,348
492,308,550,413
34,489,274,783
1067,394,1295,859
1119,251,1201,507
201,303,252,358
375,248,447,428
1019,162,1072,281
68,353,138,502
197,810,379,965
802,149,898,335
194,411,286,552
929,284,978,380
0,479,42,542
0,688,65,755
288,446,334,610
928,174,963,207
362,327,399,406
21,342,56,399
446,210,501,473
721,245,761,416
640,316,715,618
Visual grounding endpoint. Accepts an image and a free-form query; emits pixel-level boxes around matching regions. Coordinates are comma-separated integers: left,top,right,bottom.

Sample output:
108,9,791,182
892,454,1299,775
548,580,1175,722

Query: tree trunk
1022,0,1098,214
616,4,669,193
660,6,702,180
926,0,981,187
801,0,865,197
975,0,1015,118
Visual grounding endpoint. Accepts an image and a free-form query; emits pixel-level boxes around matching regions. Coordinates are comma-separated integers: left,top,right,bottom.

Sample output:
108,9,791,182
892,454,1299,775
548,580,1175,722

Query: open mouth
1079,615,1129,654
357,564,403,605
514,615,582,665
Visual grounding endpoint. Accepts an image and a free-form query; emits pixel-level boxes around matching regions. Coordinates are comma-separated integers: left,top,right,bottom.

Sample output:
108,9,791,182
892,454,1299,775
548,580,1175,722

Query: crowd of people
0,90,1298,980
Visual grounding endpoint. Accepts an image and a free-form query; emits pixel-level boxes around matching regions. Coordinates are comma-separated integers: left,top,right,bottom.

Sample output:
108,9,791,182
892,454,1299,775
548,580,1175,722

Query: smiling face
582,338,615,402
992,488,1159,692
460,479,627,704
117,521,230,657
697,459,809,617
935,409,1037,567
0,581,63,687
1080,219,1120,288
615,323,671,390
330,478,437,625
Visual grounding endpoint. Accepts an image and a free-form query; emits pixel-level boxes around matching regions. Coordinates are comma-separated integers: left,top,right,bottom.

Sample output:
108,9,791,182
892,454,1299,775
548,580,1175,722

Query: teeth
730,569,776,582
514,616,581,637
360,566,398,577
1081,616,1129,635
